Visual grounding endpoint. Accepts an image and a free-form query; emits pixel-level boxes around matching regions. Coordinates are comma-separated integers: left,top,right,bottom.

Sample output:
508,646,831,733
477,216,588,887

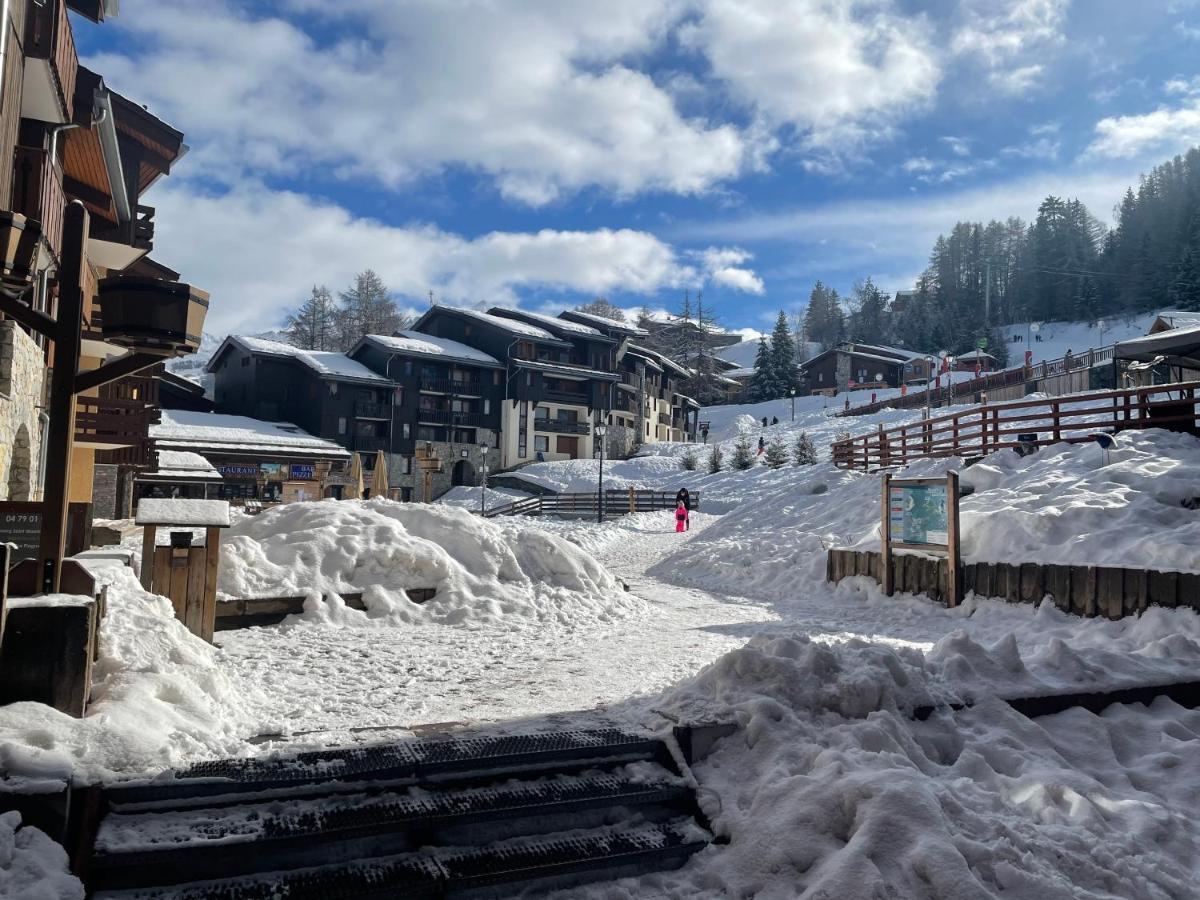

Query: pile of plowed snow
218,499,638,627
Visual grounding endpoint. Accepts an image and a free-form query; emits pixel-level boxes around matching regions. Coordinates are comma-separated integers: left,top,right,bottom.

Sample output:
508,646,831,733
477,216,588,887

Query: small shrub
731,435,756,470
681,448,698,471
764,437,788,469
707,445,724,473
793,431,818,466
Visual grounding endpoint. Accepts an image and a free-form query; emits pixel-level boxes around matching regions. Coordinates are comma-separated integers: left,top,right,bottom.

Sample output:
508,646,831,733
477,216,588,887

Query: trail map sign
881,472,962,606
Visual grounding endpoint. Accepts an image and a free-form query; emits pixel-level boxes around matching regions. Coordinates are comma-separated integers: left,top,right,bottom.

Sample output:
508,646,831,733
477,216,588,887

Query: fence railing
484,489,700,519
840,346,1117,418
831,382,1200,471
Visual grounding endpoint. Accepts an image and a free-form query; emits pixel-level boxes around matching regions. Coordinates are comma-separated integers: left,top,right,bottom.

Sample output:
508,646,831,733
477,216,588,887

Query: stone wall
92,464,118,519
385,430,501,501
0,322,45,501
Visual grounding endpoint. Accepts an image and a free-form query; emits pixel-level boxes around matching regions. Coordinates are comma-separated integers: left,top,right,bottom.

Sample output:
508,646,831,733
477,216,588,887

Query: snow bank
0,568,266,782
650,631,1200,900
0,812,83,899
218,499,638,627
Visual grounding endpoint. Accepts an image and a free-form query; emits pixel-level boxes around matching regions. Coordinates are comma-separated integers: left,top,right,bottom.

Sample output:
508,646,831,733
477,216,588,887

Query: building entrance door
451,459,474,486
556,436,579,458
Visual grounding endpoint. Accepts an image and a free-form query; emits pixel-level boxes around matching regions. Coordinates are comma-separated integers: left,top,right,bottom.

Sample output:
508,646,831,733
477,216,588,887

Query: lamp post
478,443,489,516
594,423,608,524
790,388,796,421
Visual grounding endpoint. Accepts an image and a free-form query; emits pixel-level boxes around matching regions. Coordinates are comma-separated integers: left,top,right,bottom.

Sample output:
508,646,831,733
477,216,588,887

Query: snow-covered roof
151,410,351,458
211,335,388,383
848,342,923,361
560,309,648,337
726,367,756,379
1116,324,1200,367
152,450,221,480
136,498,232,528
954,349,997,361
433,306,565,342
1153,310,1200,331
513,359,620,381
489,308,612,339
623,347,663,371
358,332,502,367
625,343,690,378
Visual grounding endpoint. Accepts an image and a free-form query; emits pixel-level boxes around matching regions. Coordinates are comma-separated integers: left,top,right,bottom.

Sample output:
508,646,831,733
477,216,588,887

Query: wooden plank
946,471,961,607
866,551,880,582
880,474,893,595
934,558,948,604
1096,567,1124,620
185,547,207,637
1019,562,1043,605
1046,565,1071,612
151,547,170,604
826,550,836,584
973,562,994,599
140,526,154,590
1148,570,1178,610
1178,573,1200,612
1123,568,1148,617
855,551,872,580
168,551,189,623
201,527,221,642
1069,565,1096,617
0,600,95,717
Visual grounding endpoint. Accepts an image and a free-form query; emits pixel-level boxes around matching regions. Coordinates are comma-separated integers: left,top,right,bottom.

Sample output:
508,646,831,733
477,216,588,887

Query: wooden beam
74,351,165,394
0,286,55,338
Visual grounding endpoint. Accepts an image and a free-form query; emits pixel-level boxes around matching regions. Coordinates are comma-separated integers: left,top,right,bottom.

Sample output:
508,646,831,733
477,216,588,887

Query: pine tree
731,434,755,470
336,270,406,349
768,309,799,395
286,285,337,350
745,337,776,402
576,298,627,321
792,431,817,466
764,437,788,469
707,444,724,473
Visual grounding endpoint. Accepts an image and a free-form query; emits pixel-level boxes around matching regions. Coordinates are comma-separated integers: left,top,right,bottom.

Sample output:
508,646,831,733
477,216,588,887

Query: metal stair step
90,767,694,891
92,819,710,900
104,728,669,808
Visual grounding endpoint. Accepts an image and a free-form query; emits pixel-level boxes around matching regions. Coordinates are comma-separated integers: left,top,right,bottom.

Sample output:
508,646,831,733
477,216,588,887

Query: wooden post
946,470,961,607
628,487,635,514
139,525,155,590
1052,399,1061,441
881,473,893,595
201,527,220,641
38,203,89,594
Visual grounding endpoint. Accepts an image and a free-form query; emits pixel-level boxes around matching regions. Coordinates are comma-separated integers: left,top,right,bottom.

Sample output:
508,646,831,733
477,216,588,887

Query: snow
999,314,1156,366
491,308,606,337
136,498,232,528
360,331,501,366
153,450,220,479
216,499,635,627
445,306,560,341
561,309,648,335
151,410,350,457
0,811,83,899
218,335,388,382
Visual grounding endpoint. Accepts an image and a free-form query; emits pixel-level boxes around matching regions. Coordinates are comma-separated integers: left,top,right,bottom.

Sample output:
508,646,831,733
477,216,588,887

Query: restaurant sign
217,464,259,479
289,464,316,480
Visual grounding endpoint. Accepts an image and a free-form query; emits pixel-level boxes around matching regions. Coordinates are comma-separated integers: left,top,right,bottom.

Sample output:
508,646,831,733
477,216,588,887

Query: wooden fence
484,489,700,519
831,381,1200,471
839,346,1115,418
827,548,1200,619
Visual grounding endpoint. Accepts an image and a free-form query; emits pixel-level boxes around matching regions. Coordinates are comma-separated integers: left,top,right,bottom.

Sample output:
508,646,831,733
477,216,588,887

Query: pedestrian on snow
757,435,765,455
761,416,768,428
675,501,689,533
675,487,690,512
1064,348,1073,370
771,416,779,426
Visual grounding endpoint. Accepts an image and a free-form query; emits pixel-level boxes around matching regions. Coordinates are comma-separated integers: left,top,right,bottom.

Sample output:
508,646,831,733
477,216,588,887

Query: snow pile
650,631,1200,900
0,812,83,899
217,499,638,627
0,568,266,781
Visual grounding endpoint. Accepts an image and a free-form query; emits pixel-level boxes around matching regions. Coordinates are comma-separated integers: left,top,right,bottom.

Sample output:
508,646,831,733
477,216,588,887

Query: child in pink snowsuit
675,501,689,533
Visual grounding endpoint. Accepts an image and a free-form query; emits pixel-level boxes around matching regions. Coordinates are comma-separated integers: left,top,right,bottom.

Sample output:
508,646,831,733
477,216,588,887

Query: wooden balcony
534,419,589,435
419,377,482,395
354,400,391,420
74,395,158,457
353,435,389,454
23,0,77,123
417,409,487,427
11,147,65,263
544,388,590,405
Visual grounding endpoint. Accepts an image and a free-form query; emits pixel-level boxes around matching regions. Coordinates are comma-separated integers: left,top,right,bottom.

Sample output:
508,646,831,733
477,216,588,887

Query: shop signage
217,464,258,479
289,464,316,480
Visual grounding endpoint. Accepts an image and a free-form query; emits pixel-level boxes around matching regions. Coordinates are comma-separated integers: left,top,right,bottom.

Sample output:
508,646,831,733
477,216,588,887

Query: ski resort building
800,342,926,394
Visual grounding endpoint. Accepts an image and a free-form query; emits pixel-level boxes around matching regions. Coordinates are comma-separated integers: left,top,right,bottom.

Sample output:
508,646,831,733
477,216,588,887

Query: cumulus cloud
693,247,766,294
1086,100,1200,158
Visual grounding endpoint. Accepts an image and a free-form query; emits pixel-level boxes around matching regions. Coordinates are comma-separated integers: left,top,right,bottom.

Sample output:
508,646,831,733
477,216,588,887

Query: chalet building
800,342,925,394
0,0,203,519
412,306,621,468
949,350,997,374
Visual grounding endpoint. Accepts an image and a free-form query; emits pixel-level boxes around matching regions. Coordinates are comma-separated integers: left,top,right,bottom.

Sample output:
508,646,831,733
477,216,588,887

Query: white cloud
903,157,938,173
1086,98,1200,158
1000,137,1061,160
1177,20,1200,40
90,0,752,206
941,136,972,157
148,181,769,334
676,0,941,160
951,0,1069,94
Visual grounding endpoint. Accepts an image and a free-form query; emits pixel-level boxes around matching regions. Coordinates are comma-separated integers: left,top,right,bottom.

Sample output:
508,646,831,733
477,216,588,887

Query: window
402,423,411,439
556,409,578,423
818,373,824,383
535,406,550,420
483,399,490,414
403,457,412,475
337,417,347,434
329,382,338,396
394,386,404,405
404,360,413,376
241,356,249,367
418,426,437,441
534,435,549,452
493,371,501,385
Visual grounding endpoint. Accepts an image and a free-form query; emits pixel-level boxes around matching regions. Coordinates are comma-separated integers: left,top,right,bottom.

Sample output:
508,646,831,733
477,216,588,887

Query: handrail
483,489,701,518
831,381,1200,471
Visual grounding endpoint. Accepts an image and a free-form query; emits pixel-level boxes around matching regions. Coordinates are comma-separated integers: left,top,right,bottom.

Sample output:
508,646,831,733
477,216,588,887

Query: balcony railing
93,203,156,253
24,0,77,122
74,395,157,456
658,414,672,426
417,409,487,427
534,419,590,435
545,388,590,405
354,400,391,419
353,435,389,454
419,377,482,395
11,147,65,262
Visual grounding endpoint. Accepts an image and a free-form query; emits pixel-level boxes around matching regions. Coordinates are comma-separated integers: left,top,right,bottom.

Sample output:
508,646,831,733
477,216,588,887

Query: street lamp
478,443,489,516
790,388,796,421
594,423,608,524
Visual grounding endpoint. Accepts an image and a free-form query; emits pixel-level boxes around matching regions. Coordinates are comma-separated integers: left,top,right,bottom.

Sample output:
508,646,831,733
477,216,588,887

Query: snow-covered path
217,515,775,747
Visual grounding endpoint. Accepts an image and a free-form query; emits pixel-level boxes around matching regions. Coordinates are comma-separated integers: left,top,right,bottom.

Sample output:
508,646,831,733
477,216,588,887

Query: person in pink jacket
675,501,689,533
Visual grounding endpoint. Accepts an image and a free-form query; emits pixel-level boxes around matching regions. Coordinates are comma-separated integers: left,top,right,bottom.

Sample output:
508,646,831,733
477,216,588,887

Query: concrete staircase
84,728,713,898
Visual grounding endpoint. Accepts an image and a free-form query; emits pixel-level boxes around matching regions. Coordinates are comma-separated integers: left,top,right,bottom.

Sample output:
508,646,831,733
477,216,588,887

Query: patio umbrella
371,450,390,500
345,453,364,500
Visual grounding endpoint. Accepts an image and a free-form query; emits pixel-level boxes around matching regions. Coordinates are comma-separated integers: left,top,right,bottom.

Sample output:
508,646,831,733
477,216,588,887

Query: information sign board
888,481,948,546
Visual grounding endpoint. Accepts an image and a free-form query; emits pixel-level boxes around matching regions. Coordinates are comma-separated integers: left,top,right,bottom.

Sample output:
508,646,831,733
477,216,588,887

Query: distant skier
771,416,779,426
675,501,689,533
761,416,768,428
757,436,765,456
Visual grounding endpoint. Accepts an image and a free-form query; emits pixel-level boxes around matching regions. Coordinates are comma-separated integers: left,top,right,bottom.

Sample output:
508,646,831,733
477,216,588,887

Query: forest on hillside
803,145,1200,361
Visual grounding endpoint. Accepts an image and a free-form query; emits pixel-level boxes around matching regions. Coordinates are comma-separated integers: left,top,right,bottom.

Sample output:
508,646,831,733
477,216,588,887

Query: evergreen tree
285,285,337,351
792,431,817,466
336,270,407,349
707,444,724,473
767,310,800,395
745,337,776,402
847,278,889,345
764,437,788,469
731,434,755,470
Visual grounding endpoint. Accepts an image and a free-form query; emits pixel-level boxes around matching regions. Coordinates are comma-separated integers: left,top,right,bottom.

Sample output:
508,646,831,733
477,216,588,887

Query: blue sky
75,0,1200,338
